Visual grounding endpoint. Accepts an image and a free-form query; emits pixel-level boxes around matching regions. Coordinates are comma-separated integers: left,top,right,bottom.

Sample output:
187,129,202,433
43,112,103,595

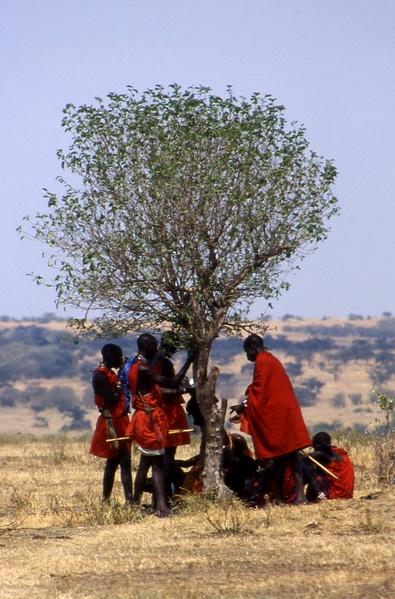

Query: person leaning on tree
231,334,312,505
125,333,189,517
153,331,194,501
89,343,133,505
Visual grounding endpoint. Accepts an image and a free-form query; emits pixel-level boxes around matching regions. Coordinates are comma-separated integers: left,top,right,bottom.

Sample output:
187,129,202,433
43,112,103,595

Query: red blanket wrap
326,446,355,499
244,351,311,459
89,366,130,459
126,359,169,450
154,361,190,448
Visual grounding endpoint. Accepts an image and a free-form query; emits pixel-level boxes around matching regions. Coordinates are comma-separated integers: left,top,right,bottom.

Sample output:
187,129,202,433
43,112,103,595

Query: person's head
101,344,123,369
137,333,158,360
243,334,264,362
312,431,331,449
230,433,251,458
160,331,180,358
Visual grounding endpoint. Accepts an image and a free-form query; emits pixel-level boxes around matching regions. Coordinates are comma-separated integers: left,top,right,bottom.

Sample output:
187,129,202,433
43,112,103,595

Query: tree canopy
23,84,338,344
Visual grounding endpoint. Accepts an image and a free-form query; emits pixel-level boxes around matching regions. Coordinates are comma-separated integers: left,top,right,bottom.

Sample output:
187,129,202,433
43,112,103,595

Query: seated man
305,431,355,500
223,433,258,501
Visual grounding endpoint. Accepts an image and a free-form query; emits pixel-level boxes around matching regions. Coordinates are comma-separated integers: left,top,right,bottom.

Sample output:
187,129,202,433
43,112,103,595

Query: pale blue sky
2,1,395,320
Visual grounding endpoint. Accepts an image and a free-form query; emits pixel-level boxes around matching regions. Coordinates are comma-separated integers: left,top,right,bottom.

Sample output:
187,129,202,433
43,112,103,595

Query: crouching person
305,431,355,501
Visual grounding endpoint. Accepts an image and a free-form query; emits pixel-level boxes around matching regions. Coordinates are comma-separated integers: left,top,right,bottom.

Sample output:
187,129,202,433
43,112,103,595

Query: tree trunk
194,339,228,494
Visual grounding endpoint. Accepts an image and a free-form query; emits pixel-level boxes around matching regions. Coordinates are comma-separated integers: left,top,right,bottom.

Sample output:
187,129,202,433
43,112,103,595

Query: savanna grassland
1,316,395,598
0,432,394,599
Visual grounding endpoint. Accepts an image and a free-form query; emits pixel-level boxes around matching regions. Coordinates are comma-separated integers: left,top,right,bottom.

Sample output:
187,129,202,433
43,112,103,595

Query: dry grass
0,433,394,598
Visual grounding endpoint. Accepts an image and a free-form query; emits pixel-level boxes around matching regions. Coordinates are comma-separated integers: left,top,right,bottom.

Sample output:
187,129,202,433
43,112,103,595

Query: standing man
233,334,311,505
154,332,194,500
126,333,188,517
89,344,133,505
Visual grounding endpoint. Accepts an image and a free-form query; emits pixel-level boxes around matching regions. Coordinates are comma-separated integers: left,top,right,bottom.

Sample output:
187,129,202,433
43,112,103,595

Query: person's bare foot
157,508,172,518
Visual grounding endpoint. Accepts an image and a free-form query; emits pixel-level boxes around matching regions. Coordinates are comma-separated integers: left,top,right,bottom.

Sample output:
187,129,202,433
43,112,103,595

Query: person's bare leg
273,455,286,504
152,455,171,516
289,451,307,504
119,447,133,504
133,454,152,504
103,457,119,501
164,446,177,503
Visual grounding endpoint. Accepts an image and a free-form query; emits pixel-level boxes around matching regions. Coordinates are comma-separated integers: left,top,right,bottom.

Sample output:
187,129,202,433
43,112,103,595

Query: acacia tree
22,84,338,491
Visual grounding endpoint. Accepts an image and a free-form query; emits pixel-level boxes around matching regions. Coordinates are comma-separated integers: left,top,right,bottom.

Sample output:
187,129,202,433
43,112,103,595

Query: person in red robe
89,344,132,504
306,431,355,499
232,334,312,505
153,332,194,500
125,333,188,517
154,332,193,451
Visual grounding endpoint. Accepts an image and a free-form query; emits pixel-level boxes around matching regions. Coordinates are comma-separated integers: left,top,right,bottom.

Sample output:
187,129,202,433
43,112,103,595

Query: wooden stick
301,451,340,480
168,428,194,435
105,429,194,442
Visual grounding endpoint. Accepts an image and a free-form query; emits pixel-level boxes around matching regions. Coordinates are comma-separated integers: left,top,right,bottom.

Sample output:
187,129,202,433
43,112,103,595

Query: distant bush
61,405,91,431
375,338,395,350
294,386,317,407
332,339,374,362
370,359,395,386
284,362,303,378
0,384,22,407
302,377,324,394
209,338,242,365
308,420,343,434
354,406,372,414
331,393,346,408
29,385,80,413
376,318,395,337
349,393,363,406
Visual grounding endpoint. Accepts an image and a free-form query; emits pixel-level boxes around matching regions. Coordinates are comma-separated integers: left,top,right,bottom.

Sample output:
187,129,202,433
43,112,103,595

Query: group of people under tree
89,332,354,516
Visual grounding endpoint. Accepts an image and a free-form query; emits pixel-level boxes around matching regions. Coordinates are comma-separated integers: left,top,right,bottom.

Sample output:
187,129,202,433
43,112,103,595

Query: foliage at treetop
22,84,338,343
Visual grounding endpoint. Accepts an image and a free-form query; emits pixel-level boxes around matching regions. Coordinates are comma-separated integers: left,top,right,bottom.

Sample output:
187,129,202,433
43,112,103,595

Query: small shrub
294,386,317,407
204,497,249,533
331,393,346,408
349,393,363,406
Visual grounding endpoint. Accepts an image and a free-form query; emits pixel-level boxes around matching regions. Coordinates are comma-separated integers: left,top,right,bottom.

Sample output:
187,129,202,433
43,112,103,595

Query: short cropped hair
137,333,158,352
312,431,331,447
101,343,123,360
243,334,264,350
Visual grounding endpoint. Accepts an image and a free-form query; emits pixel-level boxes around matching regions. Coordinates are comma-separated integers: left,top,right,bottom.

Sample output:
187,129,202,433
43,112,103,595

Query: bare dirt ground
0,434,394,599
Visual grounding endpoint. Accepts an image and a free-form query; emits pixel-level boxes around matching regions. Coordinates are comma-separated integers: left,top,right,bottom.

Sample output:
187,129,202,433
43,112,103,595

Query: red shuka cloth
154,360,190,448
89,366,130,459
326,446,355,499
243,351,311,459
125,359,169,451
